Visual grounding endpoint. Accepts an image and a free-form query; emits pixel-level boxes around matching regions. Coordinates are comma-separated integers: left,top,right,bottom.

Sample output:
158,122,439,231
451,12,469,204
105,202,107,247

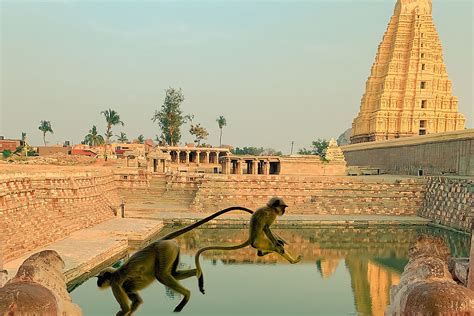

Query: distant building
0,138,22,152
71,144,98,157
37,146,71,156
351,0,465,144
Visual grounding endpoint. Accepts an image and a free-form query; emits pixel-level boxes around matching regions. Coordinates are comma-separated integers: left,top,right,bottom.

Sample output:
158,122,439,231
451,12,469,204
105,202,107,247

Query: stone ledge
4,218,164,288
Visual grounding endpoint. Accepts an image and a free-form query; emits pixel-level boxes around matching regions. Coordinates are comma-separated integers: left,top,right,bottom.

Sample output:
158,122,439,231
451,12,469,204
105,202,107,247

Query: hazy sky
1,0,472,152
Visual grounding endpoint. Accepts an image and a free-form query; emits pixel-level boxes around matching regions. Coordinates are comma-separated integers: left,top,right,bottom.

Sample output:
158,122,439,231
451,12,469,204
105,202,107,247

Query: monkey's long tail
161,206,254,240
195,240,251,294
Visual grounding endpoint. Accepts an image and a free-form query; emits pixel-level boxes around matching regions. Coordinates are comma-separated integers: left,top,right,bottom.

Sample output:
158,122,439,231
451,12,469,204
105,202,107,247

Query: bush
2,150,12,158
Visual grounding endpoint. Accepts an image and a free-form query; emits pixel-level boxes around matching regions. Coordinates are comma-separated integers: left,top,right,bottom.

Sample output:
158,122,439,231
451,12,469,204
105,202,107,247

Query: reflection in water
73,225,470,315
165,225,469,315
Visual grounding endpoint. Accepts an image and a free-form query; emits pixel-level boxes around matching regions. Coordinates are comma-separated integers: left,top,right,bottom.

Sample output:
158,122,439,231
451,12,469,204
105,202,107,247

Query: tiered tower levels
351,0,465,144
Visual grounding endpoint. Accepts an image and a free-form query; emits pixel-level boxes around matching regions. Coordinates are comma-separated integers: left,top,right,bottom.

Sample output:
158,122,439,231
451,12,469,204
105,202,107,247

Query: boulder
385,236,474,315
0,250,82,315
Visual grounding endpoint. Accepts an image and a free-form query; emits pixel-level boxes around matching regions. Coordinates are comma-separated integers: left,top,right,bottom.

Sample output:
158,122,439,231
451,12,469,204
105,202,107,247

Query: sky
1,0,472,153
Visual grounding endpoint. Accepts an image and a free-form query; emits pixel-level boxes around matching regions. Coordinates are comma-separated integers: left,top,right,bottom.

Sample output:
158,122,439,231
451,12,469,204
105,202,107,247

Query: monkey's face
96,270,113,289
275,204,287,216
268,197,288,216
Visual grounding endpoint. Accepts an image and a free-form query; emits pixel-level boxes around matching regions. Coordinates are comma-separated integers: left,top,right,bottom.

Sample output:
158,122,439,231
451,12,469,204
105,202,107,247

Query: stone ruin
385,235,474,315
325,138,346,162
0,250,82,315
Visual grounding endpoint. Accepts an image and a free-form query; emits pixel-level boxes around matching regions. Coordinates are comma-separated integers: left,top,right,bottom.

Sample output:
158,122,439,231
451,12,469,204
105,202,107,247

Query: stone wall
0,172,121,266
420,177,473,231
191,174,426,215
341,130,474,176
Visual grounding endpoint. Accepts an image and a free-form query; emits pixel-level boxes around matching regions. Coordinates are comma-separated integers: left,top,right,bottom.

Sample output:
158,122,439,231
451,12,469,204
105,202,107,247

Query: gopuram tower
350,0,465,144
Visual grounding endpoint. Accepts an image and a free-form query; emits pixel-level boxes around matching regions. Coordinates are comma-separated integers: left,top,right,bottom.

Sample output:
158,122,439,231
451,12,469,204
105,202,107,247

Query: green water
70,225,470,316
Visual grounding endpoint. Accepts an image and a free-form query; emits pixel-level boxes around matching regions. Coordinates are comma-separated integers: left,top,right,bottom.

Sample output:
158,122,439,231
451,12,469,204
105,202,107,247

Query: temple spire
350,0,465,144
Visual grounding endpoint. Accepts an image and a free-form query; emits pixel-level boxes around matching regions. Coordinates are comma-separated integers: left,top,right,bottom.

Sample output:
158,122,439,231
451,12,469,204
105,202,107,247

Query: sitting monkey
96,206,253,315
195,197,302,294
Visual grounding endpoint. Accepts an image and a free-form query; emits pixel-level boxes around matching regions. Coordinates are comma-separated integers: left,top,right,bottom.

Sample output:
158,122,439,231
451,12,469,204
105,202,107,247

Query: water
70,225,470,316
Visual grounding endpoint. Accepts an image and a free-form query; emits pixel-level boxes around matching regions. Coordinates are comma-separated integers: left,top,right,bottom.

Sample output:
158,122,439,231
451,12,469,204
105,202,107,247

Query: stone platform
130,211,431,228
3,218,163,289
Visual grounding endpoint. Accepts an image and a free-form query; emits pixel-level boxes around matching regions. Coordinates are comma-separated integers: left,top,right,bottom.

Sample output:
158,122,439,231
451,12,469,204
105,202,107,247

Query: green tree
216,115,227,147
101,109,124,161
84,125,105,146
137,135,145,144
189,124,209,146
151,88,192,146
38,120,53,146
116,132,128,143
232,147,265,155
298,139,329,158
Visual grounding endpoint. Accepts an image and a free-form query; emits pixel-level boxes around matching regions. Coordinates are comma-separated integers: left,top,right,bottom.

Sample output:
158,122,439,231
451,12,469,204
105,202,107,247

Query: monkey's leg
112,283,131,316
126,291,143,314
173,268,197,280
277,249,303,264
158,275,191,312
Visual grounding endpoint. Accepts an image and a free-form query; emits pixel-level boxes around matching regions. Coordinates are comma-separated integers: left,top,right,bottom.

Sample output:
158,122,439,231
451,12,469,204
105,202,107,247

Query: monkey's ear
270,198,280,208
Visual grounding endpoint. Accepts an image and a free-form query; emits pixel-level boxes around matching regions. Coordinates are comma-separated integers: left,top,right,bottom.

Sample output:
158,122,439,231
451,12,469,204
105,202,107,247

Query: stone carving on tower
350,0,465,144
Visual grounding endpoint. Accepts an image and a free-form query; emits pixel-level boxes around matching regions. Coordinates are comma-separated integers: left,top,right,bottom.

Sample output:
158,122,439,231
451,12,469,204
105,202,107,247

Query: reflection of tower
315,258,341,279
345,257,372,315
345,256,402,315
367,261,400,316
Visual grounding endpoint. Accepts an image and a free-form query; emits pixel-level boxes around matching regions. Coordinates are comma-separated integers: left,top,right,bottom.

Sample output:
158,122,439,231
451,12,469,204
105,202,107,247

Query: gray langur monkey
96,206,253,315
195,197,302,294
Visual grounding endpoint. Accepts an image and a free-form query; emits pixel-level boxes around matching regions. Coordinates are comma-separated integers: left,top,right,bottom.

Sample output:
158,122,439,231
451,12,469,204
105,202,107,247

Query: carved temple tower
350,0,465,144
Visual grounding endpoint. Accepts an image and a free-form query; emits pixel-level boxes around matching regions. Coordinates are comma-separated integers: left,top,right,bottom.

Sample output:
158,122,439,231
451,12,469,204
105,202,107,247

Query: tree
116,132,128,143
232,147,265,155
84,125,105,146
38,120,53,146
189,124,209,147
216,115,227,147
101,109,124,160
298,138,329,158
137,135,145,144
151,88,192,146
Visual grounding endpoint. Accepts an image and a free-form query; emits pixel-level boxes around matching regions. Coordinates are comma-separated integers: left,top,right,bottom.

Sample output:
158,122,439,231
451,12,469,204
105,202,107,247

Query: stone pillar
176,151,180,164
185,151,190,164
196,150,200,165
206,151,210,163
252,160,258,175
237,160,243,174
225,158,231,174
264,161,270,175
215,152,220,165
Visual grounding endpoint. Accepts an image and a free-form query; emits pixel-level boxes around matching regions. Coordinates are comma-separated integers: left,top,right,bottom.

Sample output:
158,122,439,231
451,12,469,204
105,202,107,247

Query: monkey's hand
276,239,286,247
293,255,303,264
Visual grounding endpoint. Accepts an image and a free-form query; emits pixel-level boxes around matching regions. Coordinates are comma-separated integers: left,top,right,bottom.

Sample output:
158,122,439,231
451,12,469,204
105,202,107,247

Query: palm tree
116,132,128,143
216,116,227,147
84,125,105,146
137,135,145,144
101,109,124,160
38,120,53,146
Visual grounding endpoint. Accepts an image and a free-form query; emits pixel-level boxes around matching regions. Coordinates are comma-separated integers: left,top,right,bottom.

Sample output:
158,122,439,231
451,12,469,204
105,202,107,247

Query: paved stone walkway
4,218,163,287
